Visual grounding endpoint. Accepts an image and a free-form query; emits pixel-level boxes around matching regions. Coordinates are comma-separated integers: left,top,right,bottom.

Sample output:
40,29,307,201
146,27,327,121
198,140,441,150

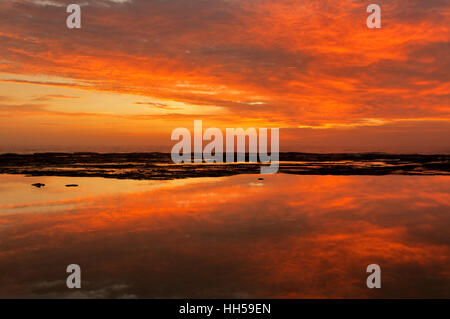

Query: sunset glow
0,0,449,152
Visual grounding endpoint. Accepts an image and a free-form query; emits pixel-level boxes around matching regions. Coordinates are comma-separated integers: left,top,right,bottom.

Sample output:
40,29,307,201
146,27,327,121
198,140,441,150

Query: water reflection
0,174,449,298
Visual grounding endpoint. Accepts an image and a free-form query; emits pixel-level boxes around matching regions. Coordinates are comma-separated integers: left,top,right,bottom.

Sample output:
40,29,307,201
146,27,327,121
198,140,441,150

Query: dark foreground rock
1,152,448,181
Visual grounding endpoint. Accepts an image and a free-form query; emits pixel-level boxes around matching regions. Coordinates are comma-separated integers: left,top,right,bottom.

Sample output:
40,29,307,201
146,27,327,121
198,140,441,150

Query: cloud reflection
0,174,449,298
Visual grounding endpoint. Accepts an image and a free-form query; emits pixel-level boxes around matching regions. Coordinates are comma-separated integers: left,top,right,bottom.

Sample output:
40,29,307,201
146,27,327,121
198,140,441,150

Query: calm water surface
0,174,449,298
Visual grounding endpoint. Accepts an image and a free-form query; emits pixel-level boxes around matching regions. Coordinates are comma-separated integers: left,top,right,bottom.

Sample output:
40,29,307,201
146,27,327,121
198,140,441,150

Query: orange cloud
0,0,448,152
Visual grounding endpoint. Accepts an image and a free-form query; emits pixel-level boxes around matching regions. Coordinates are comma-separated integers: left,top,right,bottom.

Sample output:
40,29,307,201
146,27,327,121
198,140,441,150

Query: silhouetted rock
32,183,45,188
258,178,264,180
0,152,446,181
65,184,79,187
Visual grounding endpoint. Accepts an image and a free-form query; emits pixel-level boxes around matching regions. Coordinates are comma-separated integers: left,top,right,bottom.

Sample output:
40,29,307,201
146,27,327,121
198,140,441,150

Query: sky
0,0,449,153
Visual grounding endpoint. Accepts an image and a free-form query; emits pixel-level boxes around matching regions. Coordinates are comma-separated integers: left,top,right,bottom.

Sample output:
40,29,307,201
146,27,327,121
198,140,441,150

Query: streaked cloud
0,0,448,151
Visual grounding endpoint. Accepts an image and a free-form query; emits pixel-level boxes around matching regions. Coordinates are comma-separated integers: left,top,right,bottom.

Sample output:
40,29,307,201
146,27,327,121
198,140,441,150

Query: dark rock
65,184,79,187
32,183,45,188
0,153,447,181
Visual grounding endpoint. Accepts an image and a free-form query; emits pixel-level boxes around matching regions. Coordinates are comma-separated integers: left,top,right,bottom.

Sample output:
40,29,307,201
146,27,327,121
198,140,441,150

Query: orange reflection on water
0,174,449,298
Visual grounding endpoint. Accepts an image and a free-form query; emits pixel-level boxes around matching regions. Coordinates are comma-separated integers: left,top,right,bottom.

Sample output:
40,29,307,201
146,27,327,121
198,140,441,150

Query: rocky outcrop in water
0,152,447,181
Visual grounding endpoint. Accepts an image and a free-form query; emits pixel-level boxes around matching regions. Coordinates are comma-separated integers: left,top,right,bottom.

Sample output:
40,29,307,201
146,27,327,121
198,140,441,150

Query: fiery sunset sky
0,0,449,152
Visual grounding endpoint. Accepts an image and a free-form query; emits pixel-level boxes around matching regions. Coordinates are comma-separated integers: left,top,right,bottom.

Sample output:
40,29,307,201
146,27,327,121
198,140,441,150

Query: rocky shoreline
0,152,449,180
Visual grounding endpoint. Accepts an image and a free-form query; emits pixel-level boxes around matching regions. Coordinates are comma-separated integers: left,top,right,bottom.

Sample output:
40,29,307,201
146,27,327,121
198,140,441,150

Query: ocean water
0,173,449,298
